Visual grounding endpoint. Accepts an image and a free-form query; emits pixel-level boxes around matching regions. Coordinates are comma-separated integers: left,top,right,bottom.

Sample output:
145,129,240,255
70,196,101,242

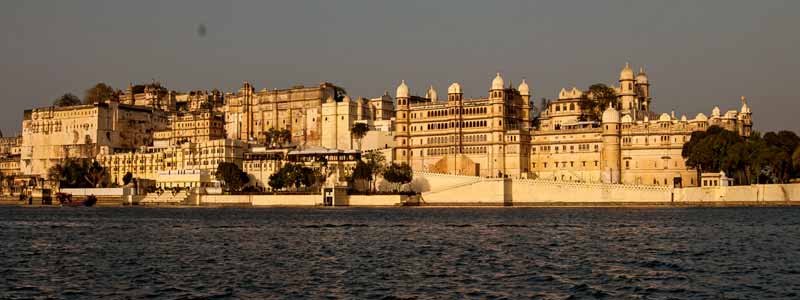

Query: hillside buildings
4,62,754,193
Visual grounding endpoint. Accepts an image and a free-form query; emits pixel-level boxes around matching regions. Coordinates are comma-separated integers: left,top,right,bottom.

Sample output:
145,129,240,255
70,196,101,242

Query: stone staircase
139,190,189,206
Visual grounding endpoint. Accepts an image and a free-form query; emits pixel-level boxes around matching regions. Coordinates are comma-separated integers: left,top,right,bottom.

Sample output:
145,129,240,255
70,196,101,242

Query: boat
57,193,97,207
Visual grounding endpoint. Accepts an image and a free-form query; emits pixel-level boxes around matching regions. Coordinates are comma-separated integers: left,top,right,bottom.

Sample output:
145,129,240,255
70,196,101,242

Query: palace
392,63,753,186
4,63,754,192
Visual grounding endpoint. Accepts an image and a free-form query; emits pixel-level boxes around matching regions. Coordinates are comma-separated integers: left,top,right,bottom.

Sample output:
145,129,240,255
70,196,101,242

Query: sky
1,0,798,135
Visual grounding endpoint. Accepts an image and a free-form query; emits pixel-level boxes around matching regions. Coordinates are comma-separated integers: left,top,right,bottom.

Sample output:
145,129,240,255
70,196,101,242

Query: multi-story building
20,102,169,176
392,64,754,187
154,111,226,147
531,63,752,186
223,82,349,146
98,139,247,184
393,74,533,177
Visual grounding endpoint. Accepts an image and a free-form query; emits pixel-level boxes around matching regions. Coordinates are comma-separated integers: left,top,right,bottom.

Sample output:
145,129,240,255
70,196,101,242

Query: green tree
122,172,133,185
84,83,118,104
793,146,800,176
215,162,249,192
53,93,81,107
363,151,386,192
351,123,370,150
578,84,618,121
382,162,413,192
268,168,287,191
351,160,373,192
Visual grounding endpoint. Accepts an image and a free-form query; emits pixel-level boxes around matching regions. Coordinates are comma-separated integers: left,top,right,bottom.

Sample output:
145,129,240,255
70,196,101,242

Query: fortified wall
411,172,800,206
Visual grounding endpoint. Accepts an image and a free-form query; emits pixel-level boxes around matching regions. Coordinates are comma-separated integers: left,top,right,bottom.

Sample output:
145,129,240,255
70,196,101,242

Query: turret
394,80,411,163
425,85,438,102
618,62,636,115
635,67,650,112
518,79,532,129
601,105,621,184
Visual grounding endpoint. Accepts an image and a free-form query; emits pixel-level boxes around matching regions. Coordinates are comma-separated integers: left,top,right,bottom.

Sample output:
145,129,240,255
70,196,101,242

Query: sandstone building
392,64,753,187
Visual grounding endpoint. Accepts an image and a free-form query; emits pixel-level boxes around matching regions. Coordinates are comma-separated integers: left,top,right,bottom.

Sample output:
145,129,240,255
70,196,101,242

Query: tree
122,172,133,185
351,160,373,192
793,146,800,175
53,93,81,107
363,151,386,192
268,168,287,191
85,161,108,188
351,123,370,150
578,84,618,121
215,162,249,192
84,83,118,104
382,162,413,192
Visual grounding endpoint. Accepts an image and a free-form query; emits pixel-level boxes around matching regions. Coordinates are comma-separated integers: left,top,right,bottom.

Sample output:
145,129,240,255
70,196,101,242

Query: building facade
393,64,753,187
20,102,169,176
393,74,533,177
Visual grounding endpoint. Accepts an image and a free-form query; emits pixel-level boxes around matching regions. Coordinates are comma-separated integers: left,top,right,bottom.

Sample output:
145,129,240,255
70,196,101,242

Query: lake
1,206,799,299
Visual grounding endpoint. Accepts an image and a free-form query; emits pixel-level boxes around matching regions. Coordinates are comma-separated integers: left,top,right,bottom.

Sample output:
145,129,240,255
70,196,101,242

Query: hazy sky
2,1,798,135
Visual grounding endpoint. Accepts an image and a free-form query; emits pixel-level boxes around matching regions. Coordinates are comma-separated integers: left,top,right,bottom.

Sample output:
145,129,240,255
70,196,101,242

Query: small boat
58,193,97,207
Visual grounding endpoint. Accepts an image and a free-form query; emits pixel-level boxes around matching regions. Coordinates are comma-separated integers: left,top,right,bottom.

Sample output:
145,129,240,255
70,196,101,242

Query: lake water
1,206,799,299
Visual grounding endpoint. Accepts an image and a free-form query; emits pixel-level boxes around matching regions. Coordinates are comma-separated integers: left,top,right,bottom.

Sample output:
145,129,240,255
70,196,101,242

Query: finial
741,95,746,104
639,67,644,73
625,61,630,68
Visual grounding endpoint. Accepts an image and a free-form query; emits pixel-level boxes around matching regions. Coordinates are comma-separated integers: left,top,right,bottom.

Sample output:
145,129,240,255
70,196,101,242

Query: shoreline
3,201,799,208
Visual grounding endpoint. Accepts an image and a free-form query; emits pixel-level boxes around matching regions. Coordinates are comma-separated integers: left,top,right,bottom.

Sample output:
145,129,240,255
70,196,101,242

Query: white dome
740,96,750,114
602,106,620,123
448,82,462,94
621,114,633,123
491,73,504,90
681,115,687,122
426,85,438,102
659,113,671,122
518,79,530,96
695,113,708,122
712,106,720,117
396,80,409,98
636,67,648,84
342,95,351,102
620,62,634,81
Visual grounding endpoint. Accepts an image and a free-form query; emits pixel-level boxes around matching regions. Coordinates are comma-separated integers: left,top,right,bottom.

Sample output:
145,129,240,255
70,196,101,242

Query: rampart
411,172,800,206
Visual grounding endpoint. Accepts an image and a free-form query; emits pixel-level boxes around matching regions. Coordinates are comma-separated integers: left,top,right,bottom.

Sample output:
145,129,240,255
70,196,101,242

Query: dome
636,67,648,84
712,106,720,117
621,114,633,123
448,82,462,94
620,62,634,81
491,73,504,90
695,113,708,122
659,113,671,122
396,80,409,98
602,106,620,123
342,95,351,102
740,96,750,114
681,115,687,122
518,79,530,96
426,85,438,102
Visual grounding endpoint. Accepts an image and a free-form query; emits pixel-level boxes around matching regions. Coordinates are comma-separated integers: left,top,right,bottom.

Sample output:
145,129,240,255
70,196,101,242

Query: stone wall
412,171,800,206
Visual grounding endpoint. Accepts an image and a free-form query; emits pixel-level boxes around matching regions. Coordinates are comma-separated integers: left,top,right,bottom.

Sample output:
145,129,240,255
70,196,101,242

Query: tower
739,96,753,137
448,82,463,154
489,73,506,176
394,80,411,164
601,105,621,184
618,62,636,116
635,67,650,113
518,79,532,129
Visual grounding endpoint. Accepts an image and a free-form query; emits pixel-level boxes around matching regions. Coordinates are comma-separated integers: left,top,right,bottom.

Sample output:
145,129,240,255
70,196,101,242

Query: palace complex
0,63,754,195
